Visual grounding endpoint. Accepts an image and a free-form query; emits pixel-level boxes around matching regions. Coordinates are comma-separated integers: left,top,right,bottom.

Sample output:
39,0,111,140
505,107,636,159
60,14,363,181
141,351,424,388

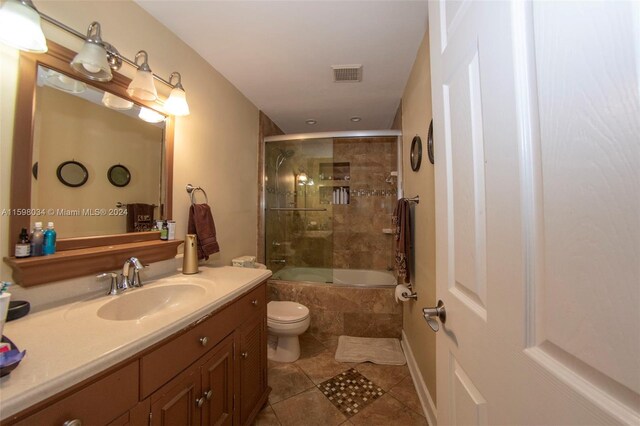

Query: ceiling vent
332,65,363,82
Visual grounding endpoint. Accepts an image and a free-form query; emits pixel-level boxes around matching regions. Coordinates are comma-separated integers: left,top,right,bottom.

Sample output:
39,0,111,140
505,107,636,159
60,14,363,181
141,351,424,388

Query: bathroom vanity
0,266,271,426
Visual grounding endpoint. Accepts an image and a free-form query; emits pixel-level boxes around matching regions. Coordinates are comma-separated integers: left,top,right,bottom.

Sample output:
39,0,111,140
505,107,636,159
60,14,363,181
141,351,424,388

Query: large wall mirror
9,41,174,253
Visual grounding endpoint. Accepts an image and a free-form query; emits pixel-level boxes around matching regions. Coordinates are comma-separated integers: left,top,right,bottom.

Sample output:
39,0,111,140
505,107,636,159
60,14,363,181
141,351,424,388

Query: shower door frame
259,130,403,265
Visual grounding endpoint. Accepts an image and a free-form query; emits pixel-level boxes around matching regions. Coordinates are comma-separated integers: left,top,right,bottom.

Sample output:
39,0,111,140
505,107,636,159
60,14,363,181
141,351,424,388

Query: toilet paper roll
395,284,411,303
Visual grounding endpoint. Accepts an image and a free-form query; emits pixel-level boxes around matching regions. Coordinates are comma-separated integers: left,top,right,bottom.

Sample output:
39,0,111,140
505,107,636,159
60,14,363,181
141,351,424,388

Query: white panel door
429,1,640,424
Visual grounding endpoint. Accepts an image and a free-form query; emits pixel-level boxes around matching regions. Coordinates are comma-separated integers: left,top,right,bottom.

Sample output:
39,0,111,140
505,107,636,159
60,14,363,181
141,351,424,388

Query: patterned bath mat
318,368,384,417
334,335,406,365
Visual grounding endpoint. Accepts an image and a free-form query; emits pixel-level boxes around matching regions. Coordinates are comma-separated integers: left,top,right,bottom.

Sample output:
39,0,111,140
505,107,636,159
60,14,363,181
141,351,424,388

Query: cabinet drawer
14,361,139,426
140,282,266,399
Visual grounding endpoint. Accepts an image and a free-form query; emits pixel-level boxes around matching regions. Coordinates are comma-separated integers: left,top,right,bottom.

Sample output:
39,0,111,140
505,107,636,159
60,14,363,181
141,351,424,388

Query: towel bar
186,184,209,205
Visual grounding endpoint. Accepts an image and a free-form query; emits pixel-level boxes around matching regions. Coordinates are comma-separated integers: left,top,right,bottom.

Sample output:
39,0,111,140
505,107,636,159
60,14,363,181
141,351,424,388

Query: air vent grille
332,65,363,82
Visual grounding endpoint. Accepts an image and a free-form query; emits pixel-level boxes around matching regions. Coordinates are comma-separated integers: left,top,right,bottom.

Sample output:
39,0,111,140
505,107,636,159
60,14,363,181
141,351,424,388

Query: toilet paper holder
402,290,418,300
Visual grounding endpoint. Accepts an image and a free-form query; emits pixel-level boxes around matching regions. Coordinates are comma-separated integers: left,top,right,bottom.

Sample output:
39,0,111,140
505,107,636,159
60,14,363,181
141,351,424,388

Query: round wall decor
410,135,422,172
56,160,88,187
107,164,131,187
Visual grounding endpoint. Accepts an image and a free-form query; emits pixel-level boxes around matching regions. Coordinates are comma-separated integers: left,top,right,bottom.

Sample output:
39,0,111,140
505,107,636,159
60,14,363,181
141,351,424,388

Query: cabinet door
238,313,267,425
150,363,201,426
200,333,234,426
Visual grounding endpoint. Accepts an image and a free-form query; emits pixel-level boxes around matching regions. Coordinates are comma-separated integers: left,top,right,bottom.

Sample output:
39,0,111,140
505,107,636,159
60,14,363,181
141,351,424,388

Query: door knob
241,351,249,359
199,336,209,346
196,397,205,408
422,300,446,332
205,389,213,400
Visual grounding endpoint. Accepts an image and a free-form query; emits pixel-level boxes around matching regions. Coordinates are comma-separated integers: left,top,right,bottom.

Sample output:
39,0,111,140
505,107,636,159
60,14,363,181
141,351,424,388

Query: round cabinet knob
199,336,209,346
241,351,249,359
63,420,82,426
251,299,259,306
196,397,205,408
205,389,213,400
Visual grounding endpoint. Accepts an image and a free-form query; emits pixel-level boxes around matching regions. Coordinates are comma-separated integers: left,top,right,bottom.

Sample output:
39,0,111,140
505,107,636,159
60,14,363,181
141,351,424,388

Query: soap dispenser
182,234,199,274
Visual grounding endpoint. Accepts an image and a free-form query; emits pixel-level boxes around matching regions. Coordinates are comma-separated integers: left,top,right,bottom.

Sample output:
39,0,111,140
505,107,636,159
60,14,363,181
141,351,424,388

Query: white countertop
0,266,271,420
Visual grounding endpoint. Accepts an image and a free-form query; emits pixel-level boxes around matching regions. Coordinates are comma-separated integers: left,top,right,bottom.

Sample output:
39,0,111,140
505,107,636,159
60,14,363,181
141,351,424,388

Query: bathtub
268,267,401,338
270,267,396,287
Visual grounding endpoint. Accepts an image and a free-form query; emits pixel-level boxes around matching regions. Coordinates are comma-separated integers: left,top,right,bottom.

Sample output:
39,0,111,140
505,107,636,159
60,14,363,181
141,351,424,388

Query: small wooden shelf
4,239,183,287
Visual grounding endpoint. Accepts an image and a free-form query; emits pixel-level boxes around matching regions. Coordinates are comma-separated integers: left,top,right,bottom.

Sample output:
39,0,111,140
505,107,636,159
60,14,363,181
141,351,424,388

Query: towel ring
186,184,209,205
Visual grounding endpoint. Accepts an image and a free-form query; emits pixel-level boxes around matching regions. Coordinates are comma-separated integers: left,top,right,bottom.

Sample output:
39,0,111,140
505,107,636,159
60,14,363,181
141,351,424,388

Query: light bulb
82,63,102,73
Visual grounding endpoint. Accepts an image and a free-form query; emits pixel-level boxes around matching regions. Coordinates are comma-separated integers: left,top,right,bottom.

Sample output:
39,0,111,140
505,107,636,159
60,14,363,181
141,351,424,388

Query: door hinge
148,412,152,426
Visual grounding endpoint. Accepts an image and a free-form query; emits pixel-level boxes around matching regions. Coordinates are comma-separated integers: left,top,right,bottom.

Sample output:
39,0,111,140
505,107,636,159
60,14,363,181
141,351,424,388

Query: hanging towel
392,198,412,284
187,203,220,260
126,203,155,232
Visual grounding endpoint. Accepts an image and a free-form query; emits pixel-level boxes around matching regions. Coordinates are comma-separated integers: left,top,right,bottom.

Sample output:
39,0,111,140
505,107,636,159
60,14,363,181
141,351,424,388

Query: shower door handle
423,300,446,332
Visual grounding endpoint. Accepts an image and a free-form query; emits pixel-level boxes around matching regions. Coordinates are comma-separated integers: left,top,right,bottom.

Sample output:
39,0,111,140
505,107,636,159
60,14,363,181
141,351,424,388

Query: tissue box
232,256,256,268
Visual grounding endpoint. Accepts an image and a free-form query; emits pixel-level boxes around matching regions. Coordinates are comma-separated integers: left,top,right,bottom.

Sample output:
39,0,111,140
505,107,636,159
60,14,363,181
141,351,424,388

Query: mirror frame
9,40,174,253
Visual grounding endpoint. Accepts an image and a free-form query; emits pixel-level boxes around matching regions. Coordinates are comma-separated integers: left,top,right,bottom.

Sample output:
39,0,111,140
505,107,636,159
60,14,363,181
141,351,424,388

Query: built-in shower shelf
319,161,350,181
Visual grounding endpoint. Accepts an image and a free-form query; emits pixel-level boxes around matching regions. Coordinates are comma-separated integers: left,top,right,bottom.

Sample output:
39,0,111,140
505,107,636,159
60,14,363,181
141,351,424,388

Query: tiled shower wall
332,137,397,270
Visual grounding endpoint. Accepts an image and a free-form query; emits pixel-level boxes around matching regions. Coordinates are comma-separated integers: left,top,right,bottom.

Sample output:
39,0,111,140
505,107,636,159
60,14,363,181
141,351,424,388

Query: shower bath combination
262,130,403,285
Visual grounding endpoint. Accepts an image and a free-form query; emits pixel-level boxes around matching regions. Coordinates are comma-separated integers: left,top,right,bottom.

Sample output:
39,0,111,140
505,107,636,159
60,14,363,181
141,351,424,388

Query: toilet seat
267,301,309,324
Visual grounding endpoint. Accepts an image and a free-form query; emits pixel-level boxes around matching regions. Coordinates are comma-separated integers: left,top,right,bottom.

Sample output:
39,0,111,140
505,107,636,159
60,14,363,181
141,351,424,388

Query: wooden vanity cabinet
5,281,269,426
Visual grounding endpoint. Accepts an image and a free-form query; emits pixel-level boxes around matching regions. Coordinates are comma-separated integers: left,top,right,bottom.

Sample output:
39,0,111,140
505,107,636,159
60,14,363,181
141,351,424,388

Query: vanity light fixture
138,107,165,123
127,50,157,101
70,22,112,82
0,0,47,53
297,172,309,185
102,92,133,110
164,72,190,116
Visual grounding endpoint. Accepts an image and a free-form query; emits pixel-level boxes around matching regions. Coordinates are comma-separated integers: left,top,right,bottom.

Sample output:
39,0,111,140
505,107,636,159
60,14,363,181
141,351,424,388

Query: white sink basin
96,284,206,321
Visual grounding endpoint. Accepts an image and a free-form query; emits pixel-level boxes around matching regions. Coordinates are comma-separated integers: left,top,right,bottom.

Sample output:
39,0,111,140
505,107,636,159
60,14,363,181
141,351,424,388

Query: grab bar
269,208,328,212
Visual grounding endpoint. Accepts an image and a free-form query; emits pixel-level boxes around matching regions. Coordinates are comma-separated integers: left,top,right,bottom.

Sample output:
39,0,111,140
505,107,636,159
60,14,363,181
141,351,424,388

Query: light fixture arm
169,72,185,90
134,50,152,72
85,21,103,44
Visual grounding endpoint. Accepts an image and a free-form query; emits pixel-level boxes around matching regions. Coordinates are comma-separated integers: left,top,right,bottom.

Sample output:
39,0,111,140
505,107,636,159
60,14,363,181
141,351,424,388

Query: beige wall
401,31,437,404
1,0,259,279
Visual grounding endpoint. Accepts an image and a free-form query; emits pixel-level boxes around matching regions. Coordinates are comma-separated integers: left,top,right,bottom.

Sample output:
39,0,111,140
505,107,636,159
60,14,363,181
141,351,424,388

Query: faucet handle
97,272,121,296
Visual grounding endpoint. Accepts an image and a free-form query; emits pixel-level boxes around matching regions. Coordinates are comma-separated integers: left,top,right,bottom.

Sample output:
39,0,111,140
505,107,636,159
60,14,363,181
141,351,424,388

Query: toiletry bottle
15,228,31,258
43,222,57,255
160,220,168,240
30,222,44,257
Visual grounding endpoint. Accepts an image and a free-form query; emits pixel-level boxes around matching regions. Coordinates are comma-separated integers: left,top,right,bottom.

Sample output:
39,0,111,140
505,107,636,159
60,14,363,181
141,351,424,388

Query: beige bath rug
334,336,406,365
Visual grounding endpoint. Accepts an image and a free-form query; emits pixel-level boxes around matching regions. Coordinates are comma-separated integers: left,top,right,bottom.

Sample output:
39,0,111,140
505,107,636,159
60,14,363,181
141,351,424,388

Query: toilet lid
267,301,309,323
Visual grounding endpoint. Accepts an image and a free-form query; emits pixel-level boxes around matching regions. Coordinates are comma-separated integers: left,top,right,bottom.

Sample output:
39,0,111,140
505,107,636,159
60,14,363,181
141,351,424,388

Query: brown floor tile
271,387,347,426
340,421,355,426
312,333,340,352
355,362,410,391
295,349,351,384
252,403,281,426
388,376,424,417
268,362,315,404
299,332,326,359
349,394,428,426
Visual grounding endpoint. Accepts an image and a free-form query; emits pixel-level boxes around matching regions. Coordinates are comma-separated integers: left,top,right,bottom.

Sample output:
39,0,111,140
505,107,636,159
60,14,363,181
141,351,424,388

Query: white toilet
267,301,310,362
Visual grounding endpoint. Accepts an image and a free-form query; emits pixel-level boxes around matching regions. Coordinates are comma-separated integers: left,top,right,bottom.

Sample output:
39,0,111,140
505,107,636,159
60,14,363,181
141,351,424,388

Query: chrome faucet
122,257,145,289
97,257,146,296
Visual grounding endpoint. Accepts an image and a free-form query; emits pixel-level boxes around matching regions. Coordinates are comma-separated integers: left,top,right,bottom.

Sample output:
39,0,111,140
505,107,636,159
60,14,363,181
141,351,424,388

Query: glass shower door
264,138,334,278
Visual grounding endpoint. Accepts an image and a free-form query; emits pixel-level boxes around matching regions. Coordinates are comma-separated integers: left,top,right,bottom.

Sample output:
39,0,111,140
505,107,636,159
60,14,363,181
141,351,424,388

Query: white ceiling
136,1,429,133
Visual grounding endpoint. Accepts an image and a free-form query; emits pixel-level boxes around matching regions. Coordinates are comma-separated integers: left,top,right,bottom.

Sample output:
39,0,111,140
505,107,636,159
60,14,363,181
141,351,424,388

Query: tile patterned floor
253,332,429,426
318,368,384,417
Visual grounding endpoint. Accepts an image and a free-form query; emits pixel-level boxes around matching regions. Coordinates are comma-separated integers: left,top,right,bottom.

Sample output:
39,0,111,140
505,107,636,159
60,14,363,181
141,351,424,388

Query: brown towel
126,203,155,232
392,199,412,284
187,203,220,260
